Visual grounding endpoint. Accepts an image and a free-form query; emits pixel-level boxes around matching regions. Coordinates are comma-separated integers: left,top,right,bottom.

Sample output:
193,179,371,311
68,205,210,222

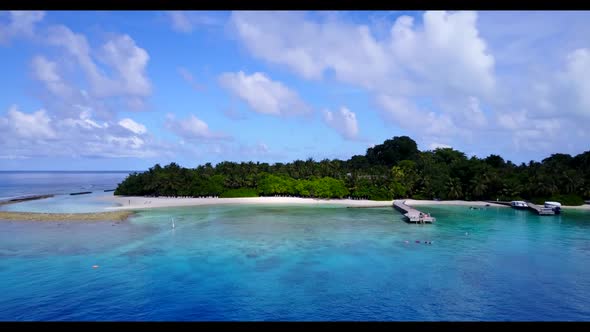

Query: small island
114,136,590,207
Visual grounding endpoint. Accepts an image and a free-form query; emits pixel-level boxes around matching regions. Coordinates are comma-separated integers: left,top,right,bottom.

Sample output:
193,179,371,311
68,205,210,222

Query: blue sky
1,11,589,170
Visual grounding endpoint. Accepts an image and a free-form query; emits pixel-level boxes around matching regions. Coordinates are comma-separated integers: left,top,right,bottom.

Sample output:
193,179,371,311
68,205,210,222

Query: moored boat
544,201,561,214
510,201,528,209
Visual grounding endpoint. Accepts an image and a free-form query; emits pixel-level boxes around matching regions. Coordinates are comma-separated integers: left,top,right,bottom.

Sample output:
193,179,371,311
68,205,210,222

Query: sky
0,10,589,171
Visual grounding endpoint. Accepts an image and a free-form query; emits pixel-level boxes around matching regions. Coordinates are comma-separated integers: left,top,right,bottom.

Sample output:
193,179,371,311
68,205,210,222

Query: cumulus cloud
230,11,494,98
1,105,56,140
118,118,147,135
24,24,153,122
99,34,151,97
376,94,458,139
390,11,495,98
563,48,590,115
218,71,311,116
0,11,45,44
45,26,151,99
229,10,499,153
31,55,74,100
322,107,359,140
165,114,231,141
229,10,590,160
229,11,397,91
0,105,168,159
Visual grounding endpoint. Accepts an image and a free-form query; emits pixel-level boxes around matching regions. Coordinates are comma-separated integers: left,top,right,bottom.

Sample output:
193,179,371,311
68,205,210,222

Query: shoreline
103,196,510,211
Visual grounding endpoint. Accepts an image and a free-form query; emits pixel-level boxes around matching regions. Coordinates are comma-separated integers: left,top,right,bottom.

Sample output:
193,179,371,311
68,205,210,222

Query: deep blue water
1,173,590,321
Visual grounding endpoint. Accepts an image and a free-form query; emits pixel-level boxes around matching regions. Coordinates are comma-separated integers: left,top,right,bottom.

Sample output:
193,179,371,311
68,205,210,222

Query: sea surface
1,172,590,321
0,171,131,213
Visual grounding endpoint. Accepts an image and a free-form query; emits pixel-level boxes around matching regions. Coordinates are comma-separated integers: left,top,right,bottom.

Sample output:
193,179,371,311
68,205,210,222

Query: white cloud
376,94,458,139
322,107,359,140
0,105,166,159
228,11,590,160
0,11,45,44
44,25,151,105
31,55,75,100
564,48,590,115
230,11,494,98
1,105,56,140
390,11,495,98
229,10,499,151
229,11,396,91
165,114,231,141
118,118,147,135
218,71,311,116
99,34,151,97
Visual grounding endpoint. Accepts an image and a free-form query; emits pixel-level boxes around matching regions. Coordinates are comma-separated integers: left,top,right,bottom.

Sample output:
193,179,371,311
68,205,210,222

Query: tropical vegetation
115,136,590,205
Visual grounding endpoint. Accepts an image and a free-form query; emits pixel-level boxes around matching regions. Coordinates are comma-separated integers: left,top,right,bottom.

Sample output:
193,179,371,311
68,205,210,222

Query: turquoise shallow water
0,171,129,213
1,203,590,321
0,191,119,213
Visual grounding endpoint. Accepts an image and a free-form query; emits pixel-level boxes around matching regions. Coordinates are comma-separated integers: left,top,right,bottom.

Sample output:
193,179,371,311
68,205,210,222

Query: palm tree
471,175,488,198
447,177,463,199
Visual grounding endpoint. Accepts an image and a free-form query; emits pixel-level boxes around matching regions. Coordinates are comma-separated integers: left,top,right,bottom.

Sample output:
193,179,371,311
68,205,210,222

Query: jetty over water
526,202,556,215
489,200,556,215
393,200,435,224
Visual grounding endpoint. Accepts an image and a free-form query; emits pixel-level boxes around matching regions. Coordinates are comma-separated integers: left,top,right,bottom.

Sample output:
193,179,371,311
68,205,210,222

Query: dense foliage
115,136,590,204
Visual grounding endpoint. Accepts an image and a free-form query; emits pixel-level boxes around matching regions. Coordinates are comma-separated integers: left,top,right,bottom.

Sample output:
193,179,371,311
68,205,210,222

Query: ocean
0,172,590,321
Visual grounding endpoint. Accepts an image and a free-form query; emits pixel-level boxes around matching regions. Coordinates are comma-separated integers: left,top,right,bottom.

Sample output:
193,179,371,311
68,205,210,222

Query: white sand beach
104,196,509,211
561,204,590,210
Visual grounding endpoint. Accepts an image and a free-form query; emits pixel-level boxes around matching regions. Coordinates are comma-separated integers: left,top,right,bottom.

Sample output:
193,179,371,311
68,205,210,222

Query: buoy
92,265,99,269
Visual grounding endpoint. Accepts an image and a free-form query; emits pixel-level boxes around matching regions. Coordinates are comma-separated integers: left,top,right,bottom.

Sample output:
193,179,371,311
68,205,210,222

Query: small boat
544,201,561,214
510,201,528,209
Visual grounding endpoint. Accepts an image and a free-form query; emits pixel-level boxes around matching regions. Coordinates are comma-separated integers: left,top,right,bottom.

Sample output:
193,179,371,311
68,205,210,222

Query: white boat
544,201,561,208
544,201,561,214
510,201,528,209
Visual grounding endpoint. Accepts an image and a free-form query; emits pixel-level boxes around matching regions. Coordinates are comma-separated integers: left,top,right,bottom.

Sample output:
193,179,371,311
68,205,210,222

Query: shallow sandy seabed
0,210,134,221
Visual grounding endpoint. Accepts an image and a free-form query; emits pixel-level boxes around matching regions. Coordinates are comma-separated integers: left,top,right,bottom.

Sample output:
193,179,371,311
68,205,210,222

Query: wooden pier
491,200,556,216
486,200,511,207
526,202,555,215
393,200,435,224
